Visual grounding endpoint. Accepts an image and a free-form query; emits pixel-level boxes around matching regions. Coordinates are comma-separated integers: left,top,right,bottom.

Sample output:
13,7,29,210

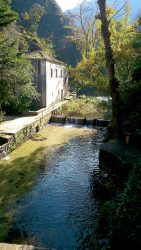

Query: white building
27,50,69,109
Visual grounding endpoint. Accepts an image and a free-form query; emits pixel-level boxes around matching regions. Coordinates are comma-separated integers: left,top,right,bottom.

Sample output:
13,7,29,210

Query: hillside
11,0,80,65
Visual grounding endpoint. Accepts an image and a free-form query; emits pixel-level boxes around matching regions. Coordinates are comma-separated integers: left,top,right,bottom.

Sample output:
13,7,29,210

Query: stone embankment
93,140,140,200
0,101,67,159
0,110,51,159
0,243,45,250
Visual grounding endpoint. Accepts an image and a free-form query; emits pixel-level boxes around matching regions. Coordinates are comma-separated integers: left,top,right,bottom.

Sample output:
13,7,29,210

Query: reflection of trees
69,129,105,249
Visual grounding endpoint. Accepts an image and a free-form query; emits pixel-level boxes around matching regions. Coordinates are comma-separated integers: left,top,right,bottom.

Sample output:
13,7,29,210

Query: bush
61,96,111,118
61,99,81,116
119,80,141,133
108,159,141,250
95,158,141,250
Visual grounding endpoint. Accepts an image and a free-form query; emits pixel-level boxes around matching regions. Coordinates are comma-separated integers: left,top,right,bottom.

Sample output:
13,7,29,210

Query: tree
68,0,108,94
97,0,121,138
68,0,96,58
0,0,38,117
0,26,38,114
0,0,17,117
0,0,17,28
70,1,135,98
70,46,109,94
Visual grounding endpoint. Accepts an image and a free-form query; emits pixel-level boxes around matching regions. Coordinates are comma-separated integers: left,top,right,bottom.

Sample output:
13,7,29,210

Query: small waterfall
66,117,76,125
65,117,86,126
50,115,110,128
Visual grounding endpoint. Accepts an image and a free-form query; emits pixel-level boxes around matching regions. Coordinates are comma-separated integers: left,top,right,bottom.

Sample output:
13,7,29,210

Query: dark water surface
12,126,105,249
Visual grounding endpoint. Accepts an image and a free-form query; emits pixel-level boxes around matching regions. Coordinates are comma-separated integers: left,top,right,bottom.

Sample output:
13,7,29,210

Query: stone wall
0,113,51,160
92,140,139,200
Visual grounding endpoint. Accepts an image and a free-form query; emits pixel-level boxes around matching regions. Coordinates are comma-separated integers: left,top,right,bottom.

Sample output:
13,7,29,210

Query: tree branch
109,1,127,22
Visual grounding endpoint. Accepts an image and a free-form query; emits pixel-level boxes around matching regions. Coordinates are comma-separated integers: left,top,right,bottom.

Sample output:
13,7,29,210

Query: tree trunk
97,0,121,138
0,102,3,122
0,102,2,114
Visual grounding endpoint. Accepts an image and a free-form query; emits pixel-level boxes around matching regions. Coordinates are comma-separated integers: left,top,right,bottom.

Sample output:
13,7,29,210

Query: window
60,70,63,78
55,69,58,78
51,68,53,78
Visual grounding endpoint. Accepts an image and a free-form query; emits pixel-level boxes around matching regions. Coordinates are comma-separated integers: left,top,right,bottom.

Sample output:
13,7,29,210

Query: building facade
27,50,69,109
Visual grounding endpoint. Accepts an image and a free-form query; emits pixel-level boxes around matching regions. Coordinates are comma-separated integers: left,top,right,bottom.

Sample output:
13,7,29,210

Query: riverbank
0,243,44,250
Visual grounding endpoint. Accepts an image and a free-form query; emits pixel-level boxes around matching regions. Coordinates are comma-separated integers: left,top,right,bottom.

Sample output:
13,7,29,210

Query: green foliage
0,25,38,114
70,48,109,92
0,0,17,28
23,31,54,55
70,3,139,94
61,96,111,118
118,31,141,133
22,3,45,33
119,80,141,132
95,158,141,250
109,159,141,249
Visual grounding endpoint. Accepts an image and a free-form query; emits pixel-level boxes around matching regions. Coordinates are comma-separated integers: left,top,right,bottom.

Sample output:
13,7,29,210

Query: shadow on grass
0,146,47,242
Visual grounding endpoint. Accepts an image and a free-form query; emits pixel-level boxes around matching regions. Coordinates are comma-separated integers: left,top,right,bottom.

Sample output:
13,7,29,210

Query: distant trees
70,0,96,58
22,3,45,34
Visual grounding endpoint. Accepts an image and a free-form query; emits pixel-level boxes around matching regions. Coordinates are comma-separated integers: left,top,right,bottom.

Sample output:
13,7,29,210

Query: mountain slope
11,0,80,65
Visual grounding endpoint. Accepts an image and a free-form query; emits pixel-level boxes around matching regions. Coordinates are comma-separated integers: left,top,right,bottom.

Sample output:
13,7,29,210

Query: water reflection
11,126,105,249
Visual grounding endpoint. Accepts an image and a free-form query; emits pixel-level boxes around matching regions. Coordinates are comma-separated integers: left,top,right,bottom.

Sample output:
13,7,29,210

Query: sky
56,0,141,20
56,0,83,12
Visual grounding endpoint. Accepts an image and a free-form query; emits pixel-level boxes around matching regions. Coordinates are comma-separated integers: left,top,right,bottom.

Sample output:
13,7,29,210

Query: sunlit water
11,125,105,249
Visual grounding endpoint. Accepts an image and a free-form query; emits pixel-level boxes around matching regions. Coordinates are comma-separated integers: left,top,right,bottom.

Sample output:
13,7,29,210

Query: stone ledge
100,140,140,165
93,140,141,200
99,140,140,177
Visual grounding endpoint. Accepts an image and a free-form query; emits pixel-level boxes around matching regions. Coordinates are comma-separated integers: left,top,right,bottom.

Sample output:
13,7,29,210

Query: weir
49,115,110,127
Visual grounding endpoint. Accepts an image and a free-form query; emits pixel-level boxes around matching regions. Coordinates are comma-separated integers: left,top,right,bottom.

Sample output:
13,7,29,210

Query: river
7,125,105,249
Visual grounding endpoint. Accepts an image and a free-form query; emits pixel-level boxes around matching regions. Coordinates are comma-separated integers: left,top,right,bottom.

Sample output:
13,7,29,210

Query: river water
11,125,105,249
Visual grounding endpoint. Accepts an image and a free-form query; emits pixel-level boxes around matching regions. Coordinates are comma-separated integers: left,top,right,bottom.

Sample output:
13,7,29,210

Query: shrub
95,158,141,250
